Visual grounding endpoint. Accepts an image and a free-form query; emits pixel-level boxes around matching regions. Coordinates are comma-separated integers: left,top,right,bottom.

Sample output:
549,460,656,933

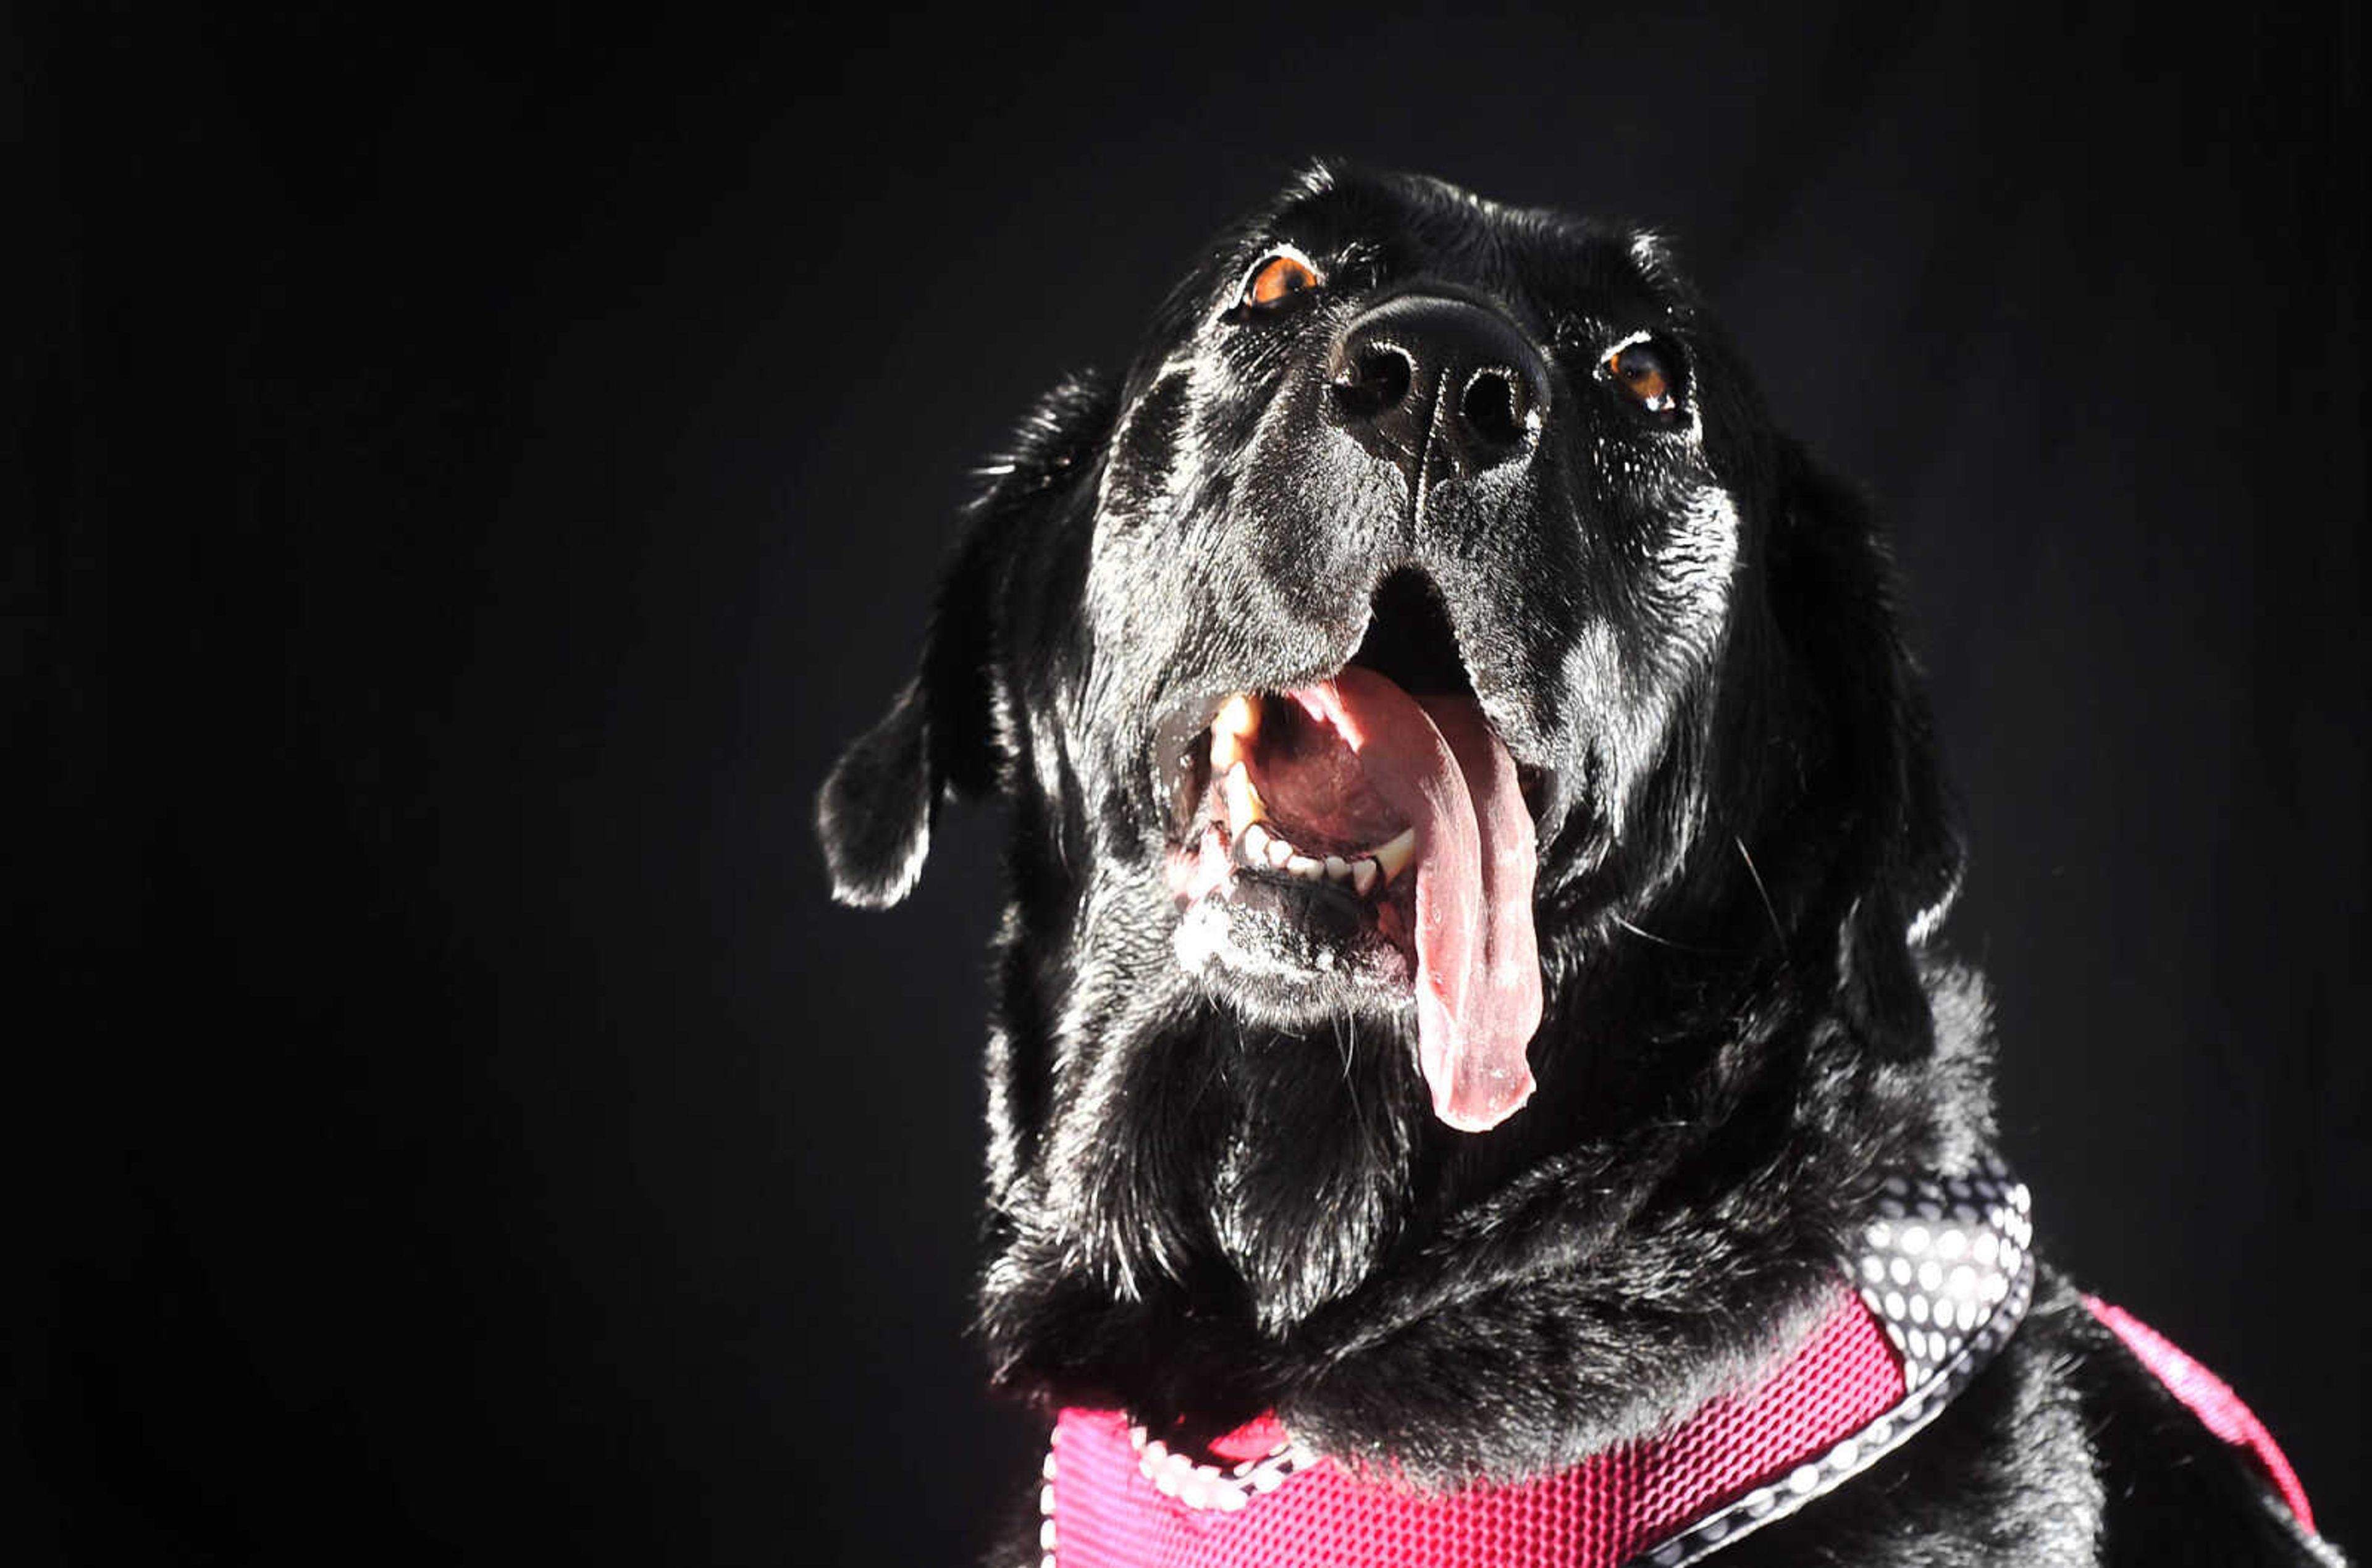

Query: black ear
1772,443,1964,1057
815,374,1117,908
818,676,940,908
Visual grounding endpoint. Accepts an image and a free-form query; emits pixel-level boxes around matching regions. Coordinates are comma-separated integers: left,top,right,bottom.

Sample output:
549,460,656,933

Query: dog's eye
1242,253,1321,310
1605,342,1681,417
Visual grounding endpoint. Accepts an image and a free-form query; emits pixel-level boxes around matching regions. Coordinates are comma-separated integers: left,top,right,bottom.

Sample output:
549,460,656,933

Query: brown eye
1243,253,1321,309
1607,342,1680,416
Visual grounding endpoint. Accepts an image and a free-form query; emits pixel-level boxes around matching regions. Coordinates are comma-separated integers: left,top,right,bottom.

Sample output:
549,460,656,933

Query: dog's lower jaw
1170,901,1419,1050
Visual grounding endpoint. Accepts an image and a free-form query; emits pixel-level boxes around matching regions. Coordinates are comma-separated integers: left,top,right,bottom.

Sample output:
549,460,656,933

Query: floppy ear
817,676,941,909
816,374,1117,908
1770,443,1964,1059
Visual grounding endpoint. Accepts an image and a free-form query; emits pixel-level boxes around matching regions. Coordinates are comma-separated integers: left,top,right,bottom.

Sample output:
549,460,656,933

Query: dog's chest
1039,1167,2037,1568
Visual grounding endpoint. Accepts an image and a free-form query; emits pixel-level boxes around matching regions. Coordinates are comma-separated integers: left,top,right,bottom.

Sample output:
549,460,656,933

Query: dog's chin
1171,864,1418,1025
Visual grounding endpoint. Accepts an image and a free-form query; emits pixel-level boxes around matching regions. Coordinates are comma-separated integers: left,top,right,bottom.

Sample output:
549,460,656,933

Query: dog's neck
1039,1162,2040,1568
980,941,1995,1484
1205,1012,1429,1333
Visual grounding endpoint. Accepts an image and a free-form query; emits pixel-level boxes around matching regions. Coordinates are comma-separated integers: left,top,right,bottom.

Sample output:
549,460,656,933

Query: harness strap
2083,1296,2316,1531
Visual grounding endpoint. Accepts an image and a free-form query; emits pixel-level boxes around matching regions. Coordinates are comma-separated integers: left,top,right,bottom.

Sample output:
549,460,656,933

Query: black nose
1325,293,1552,486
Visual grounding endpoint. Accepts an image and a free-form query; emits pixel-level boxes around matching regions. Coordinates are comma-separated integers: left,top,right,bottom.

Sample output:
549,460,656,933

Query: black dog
819,165,2339,1566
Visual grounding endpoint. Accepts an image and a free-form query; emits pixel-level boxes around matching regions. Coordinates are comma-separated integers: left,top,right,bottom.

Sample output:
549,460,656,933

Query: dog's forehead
1242,168,1668,315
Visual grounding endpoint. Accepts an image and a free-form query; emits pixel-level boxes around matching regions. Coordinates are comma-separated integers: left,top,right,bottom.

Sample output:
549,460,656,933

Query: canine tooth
1323,855,1352,883
1264,835,1294,869
1211,695,1259,771
1350,858,1379,896
1285,853,1322,878
1372,828,1416,883
1221,763,1266,834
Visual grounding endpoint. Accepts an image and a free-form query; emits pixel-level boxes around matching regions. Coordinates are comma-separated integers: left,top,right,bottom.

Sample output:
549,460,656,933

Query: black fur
819,165,2337,1566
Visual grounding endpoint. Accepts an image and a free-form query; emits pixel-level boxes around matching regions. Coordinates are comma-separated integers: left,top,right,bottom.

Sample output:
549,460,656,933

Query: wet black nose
1325,293,1552,485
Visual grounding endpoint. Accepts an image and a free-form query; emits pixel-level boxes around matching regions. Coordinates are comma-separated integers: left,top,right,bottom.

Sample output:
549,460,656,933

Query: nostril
1331,343,1414,421
1459,371,1525,450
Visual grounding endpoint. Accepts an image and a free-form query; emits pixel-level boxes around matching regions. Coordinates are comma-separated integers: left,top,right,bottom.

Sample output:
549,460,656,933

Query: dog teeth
1219,778,1399,898
1221,763,1267,836
1209,692,1261,771
1239,821,1272,862
1216,692,1260,739
1230,827,1389,895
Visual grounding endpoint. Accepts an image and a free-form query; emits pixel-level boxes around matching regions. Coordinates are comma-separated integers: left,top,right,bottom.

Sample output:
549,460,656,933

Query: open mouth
1160,574,1547,1132
1193,689,1418,899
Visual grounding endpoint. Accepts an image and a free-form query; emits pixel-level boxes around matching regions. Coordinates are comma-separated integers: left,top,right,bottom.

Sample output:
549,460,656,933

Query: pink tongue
1299,669,1543,1131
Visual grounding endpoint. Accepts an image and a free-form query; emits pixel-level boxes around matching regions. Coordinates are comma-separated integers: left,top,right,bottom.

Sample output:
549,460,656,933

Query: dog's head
820,164,1962,1393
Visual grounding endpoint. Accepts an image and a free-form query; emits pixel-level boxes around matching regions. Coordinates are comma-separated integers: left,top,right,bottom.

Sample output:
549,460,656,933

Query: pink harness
2083,1296,2316,1532
1033,1166,2320,1567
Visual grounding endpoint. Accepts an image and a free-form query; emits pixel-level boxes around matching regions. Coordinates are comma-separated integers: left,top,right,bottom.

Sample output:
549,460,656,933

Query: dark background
12,4,2364,1564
